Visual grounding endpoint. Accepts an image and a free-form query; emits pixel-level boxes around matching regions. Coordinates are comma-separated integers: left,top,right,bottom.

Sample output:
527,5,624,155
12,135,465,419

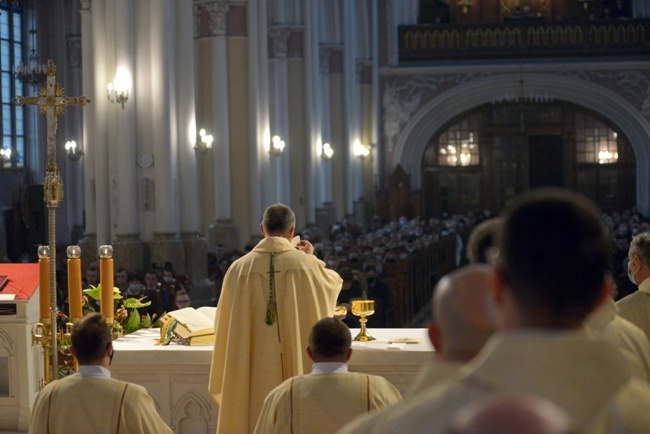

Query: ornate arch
0,328,13,355
0,328,14,396
170,389,215,433
395,72,650,214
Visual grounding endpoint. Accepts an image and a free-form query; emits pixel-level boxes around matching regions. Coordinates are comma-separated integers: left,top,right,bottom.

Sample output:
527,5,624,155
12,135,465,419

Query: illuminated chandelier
13,4,47,87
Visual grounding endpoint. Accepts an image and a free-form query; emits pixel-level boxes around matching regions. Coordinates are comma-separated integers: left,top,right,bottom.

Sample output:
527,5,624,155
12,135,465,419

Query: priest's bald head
429,265,494,362
71,312,113,367
450,394,574,434
261,203,296,240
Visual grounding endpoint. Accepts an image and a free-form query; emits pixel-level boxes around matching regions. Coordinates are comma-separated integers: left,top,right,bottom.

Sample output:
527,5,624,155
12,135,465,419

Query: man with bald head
449,394,573,434
408,264,494,398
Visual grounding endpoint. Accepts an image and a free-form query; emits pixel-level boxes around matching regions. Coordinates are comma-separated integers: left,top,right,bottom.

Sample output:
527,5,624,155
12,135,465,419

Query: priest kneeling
254,317,402,434
29,313,172,434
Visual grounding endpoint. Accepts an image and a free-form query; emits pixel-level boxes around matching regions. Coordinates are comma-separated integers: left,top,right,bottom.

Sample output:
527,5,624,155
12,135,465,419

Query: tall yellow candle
67,246,83,319
99,245,114,320
37,246,50,319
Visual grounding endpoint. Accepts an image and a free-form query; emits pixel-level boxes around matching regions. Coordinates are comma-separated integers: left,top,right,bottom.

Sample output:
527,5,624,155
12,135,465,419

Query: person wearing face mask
364,264,392,328
124,272,146,299
29,313,172,434
617,232,650,339
143,269,161,319
325,252,340,271
124,273,153,318
156,263,186,315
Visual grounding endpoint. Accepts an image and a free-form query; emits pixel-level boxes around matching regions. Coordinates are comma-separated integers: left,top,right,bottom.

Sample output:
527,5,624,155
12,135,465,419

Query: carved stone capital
194,0,229,37
79,0,91,12
269,26,291,58
207,1,230,36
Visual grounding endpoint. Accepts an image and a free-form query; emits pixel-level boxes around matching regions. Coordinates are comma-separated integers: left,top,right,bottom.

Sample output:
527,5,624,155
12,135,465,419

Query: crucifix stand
13,60,91,383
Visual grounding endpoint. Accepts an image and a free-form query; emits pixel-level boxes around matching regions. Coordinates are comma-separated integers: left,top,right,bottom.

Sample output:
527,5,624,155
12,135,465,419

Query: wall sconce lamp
195,129,214,154
457,0,473,14
270,135,286,156
0,148,11,162
353,140,370,159
65,140,83,161
577,0,594,10
319,142,334,160
107,73,130,109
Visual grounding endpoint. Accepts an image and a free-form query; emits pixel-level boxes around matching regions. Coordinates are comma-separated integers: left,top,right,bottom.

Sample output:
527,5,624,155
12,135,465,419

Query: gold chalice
334,305,347,321
351,299,375,342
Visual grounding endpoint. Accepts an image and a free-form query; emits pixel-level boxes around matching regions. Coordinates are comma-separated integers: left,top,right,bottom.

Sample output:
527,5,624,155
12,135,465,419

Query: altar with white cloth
111,328,434,434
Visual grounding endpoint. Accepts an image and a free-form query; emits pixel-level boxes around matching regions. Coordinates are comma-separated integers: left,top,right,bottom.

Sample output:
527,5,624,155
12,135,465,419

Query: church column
356,59,373,228
112,0,144,272
301,0,320,228
268,26,291,206
247,0,270,240
328,46,346,221
78,0,97,271
286,26,309,228
371,0,384,193
318,48,332,206
177,0,212,305
148,0,185,274
90,0,111,248
342,1,363,215
64,33,84,245
204,1,240,252
314,45,336,233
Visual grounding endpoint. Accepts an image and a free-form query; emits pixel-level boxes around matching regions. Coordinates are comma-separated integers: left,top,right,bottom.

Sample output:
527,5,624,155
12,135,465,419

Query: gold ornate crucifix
13,59,91,382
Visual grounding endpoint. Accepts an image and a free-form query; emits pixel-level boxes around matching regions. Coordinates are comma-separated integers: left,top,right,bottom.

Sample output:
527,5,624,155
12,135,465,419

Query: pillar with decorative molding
148,0,185,274
112,0,145,272
177,0,212,306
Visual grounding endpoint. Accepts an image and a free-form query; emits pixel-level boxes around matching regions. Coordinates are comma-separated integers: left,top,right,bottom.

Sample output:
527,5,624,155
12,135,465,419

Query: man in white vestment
616,232,650,339
339,189,650,434
255,317,402,433
584,278,650,380
209,204,343,434
407,264,494,398
466,213,650,381
29,313,172,434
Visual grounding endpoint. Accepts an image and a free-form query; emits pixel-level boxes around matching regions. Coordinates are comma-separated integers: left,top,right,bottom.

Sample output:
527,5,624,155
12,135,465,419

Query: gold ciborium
334,305,347,321
351,299,375,342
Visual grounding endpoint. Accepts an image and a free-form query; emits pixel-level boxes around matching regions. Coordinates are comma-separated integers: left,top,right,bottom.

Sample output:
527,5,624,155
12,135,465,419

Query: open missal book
160,306,217,346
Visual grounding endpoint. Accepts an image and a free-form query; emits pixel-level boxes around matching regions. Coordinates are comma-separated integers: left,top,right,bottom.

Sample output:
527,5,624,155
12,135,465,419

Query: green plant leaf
125,309,142,334
83,285,101,300
141,313,152,328
123,297,152,309
113,286,123,300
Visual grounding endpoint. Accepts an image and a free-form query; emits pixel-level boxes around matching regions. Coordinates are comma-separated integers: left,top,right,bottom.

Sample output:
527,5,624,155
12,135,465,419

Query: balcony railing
399,19,650,62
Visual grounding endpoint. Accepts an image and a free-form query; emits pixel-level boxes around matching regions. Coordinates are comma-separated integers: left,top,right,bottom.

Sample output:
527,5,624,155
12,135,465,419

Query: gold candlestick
60,318,79,374
31,318,52,388
351,299,376,342
106,317,123,340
